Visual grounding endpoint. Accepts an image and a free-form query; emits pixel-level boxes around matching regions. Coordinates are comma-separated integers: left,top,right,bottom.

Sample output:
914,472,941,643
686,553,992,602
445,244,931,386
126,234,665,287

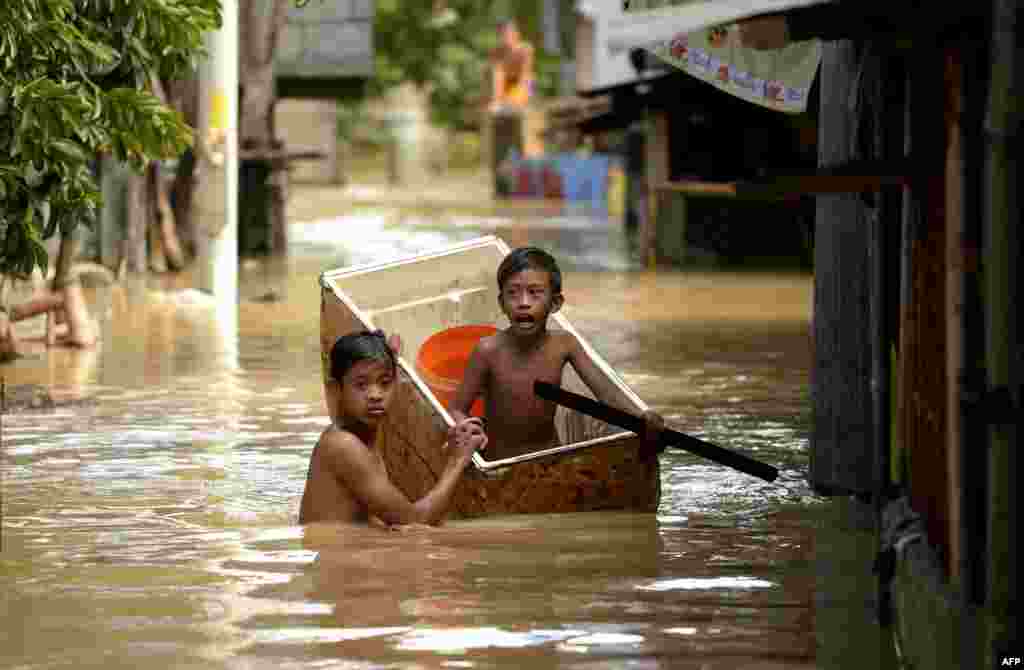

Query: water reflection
198,512,813,668
2,201,828,669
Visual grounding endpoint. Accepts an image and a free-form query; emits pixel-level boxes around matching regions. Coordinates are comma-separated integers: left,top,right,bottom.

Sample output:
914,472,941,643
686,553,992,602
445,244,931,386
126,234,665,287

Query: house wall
575,14,595,92
274,99,340,184
575,0,668,95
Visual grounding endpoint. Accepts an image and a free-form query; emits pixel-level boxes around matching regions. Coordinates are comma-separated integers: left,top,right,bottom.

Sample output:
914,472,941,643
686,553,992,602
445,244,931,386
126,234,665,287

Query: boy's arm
565,334,665,451
323,429,483,526
565,334,635,415
449,342,489,425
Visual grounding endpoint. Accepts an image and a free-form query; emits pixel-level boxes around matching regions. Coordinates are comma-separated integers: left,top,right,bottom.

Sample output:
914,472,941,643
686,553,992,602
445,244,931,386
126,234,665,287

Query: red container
415,325,498,417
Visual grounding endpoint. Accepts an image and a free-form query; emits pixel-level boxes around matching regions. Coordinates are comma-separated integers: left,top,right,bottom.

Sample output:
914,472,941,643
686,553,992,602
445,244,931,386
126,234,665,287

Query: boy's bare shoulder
320,424,357,446
317,426,366,464
475,333,503,357
550,329,581,352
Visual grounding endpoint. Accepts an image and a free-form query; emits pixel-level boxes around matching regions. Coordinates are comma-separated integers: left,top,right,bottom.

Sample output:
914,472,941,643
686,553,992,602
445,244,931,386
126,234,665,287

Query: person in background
489,18,535,113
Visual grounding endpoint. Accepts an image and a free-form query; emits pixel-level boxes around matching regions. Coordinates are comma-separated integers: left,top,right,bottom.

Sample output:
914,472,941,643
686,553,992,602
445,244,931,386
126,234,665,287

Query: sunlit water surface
2,202,825,669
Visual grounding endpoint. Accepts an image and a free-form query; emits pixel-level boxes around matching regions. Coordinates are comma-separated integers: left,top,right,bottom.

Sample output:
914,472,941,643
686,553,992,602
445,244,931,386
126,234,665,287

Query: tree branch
266,0,290,67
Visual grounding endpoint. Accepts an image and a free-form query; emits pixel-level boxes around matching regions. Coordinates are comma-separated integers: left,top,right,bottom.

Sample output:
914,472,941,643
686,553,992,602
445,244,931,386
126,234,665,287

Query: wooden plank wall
942,49,963,578
898,55,952,569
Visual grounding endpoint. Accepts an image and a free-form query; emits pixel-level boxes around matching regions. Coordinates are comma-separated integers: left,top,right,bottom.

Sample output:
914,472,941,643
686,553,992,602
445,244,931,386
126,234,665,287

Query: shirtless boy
299,330,487,526
489,18,534,112
449,247,665,461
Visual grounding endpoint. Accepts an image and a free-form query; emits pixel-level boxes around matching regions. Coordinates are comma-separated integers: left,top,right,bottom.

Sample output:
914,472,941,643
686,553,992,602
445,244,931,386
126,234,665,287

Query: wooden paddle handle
534,381,779,483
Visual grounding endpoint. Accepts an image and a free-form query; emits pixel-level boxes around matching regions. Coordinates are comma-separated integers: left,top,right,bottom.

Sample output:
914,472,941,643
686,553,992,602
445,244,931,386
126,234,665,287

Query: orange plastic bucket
415,324,497,418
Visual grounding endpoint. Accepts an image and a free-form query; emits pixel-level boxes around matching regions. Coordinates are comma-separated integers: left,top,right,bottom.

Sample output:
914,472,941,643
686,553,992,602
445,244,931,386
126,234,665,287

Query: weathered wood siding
809,41,875,494
899,59,951,566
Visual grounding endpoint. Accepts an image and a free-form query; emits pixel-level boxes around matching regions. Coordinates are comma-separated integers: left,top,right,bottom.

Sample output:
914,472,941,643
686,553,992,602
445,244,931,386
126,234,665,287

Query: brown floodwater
1,202,883,669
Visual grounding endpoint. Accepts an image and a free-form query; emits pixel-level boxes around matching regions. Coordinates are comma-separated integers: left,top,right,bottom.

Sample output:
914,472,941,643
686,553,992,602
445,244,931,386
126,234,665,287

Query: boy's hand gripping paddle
534,381,779,483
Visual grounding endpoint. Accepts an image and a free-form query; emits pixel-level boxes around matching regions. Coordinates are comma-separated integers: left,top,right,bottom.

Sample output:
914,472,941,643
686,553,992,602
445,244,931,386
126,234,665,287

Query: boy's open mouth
514,316,535,325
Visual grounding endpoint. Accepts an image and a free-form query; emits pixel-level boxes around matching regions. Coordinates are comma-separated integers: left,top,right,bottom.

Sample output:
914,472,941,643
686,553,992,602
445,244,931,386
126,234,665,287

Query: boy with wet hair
450,246,664,461
300,330,487,526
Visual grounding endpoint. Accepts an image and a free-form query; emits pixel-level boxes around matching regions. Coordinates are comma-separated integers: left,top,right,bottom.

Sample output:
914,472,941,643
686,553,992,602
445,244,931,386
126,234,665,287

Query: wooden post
491,108,524,194
642,111,669,269
983,0,1020,660
809,41,875,495
870,45,904,530
270,148,288,256
957,25,991,670
943,49,963,581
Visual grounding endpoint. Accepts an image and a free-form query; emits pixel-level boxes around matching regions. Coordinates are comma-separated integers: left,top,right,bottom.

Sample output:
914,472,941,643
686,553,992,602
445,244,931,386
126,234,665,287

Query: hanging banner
615,0,825,113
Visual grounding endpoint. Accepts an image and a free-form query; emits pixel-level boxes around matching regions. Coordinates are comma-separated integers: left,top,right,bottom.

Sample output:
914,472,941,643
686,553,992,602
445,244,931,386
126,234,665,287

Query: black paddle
534,381,779,483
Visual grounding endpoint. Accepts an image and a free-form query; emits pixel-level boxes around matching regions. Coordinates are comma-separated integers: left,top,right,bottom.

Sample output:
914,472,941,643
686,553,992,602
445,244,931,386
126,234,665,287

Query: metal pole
196,0,238,307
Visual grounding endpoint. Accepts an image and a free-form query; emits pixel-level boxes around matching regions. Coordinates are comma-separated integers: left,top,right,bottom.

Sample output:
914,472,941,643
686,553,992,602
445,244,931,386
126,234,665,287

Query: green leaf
23,161,45,188
51,139,89,163
41,200,58,238
0,0,216,276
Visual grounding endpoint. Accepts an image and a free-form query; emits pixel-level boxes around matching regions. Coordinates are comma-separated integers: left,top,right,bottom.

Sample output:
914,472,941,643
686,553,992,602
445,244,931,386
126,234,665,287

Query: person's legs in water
4,289,70,346
10,292,65,322
57,279,97,348
2,275,98,351
0,308,22,360
8,283,96,348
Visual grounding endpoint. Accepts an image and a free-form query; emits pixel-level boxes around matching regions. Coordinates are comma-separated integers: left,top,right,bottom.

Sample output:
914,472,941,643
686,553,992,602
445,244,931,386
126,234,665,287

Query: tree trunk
240,6,280,148
148,78,186,271
166,76,200,258
240,0,290,256
122,170,148,275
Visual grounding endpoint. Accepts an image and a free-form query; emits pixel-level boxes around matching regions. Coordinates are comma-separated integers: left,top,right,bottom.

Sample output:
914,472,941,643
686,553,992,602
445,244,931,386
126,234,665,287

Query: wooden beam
726,158,940,198
736,174,909,197
657,180,737,197
238,147,326,162
654,159,938,202
944,48,963,582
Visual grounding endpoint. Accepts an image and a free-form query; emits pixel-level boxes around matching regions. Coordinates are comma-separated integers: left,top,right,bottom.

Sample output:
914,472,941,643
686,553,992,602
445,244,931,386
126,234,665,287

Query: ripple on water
394,627,591,651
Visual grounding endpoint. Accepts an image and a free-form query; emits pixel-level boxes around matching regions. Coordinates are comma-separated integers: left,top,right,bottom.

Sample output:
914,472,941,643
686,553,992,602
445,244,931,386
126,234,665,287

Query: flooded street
0,196,855,669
